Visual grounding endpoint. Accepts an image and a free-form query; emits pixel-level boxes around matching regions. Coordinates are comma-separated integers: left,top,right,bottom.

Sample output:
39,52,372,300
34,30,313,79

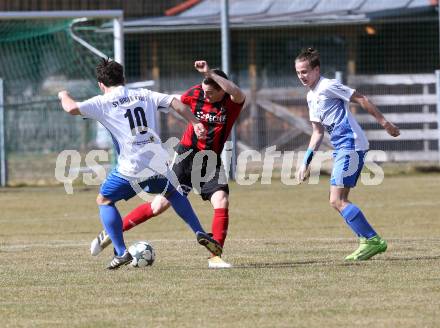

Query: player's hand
382,121,400,137
194,60,210,75
58,90,69,100
193,122,207,140
296,164,310,183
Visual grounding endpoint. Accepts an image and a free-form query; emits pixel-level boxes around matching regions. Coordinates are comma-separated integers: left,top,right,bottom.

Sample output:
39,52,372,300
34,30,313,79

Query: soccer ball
128,241,155,267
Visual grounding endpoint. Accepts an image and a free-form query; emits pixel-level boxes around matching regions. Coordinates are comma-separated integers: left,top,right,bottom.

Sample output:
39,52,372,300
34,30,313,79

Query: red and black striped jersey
180,84,244,154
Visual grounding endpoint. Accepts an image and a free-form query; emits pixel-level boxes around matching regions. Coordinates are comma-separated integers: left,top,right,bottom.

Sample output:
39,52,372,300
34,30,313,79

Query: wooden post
436,70,440,163
139,35,149,81
0,79,6,186
151,38,160,91
347,32,357,76
151,37,168,138
248,36,262,149
422,84,430,152
347,32,358,114
80,118,88,153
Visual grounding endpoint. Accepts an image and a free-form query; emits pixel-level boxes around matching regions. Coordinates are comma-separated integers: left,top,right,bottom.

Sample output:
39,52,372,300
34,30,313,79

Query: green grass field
1,175,440,327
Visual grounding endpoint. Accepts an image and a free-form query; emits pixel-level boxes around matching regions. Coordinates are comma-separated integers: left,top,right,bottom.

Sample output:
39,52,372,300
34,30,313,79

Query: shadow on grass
234,255,440,269
414,166,440,173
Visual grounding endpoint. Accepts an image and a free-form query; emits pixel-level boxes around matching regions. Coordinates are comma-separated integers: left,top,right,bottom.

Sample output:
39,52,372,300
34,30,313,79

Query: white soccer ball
128,241,155,267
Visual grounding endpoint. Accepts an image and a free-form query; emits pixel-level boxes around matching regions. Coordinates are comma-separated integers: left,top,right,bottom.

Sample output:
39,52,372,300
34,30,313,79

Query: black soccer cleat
196,231,223,257
107,250,133,270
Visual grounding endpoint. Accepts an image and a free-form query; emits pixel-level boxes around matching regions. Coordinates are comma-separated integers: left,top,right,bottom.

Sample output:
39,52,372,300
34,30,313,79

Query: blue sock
99,204,126,256
341,204,377,239
166,190,205,234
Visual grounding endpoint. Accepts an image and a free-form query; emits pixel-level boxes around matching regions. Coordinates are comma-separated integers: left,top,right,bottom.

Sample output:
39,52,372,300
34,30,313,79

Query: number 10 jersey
78,86,174,179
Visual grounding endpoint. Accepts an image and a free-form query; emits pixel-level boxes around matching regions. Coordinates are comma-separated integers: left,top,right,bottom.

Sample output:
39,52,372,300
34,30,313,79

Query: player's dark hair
202,68,228,90
296,47,320,69
96,58,125,87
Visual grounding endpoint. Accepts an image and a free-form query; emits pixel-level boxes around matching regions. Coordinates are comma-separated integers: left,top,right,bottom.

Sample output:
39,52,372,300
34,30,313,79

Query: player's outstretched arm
307,121,325,151
58,91,81,116
170,98,206,139
194,60,246,104
297,122,324,182
350,91,400,137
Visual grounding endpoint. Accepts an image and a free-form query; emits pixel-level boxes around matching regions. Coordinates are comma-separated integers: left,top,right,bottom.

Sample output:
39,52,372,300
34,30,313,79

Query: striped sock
122,202,154,231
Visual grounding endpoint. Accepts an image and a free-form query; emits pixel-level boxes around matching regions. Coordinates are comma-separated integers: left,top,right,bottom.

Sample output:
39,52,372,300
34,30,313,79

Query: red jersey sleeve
224,96,244,113
180,86,197,106
180,90,191,106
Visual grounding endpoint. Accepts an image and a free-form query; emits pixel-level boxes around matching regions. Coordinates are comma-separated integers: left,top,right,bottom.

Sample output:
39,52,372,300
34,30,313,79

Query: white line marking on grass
2,237,440,251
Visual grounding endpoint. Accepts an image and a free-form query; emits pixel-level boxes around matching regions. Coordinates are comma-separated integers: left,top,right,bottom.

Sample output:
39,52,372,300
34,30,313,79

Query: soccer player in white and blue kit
295,48,400,261
58,59,222,269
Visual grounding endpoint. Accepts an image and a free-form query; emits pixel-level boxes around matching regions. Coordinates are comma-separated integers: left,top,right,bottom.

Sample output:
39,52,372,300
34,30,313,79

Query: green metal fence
1,3,439,185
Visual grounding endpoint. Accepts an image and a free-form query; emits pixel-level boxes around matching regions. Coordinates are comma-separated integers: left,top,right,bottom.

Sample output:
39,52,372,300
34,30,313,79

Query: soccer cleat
344,237,367,261
196,231,223,257
345,236,387,261
107,250,133,270
208,256,232,269
90,230,112,256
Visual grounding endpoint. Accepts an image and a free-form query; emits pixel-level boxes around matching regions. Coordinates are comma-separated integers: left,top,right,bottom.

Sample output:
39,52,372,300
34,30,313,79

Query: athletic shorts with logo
173,144,229,201
330,150,367,188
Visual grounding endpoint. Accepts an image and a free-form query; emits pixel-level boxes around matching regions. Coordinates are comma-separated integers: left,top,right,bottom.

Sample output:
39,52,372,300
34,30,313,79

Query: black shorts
172,144,229,201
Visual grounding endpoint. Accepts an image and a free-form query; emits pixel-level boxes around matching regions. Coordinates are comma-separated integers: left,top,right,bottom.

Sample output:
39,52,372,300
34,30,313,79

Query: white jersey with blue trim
78,86,174,179
307,77,369,151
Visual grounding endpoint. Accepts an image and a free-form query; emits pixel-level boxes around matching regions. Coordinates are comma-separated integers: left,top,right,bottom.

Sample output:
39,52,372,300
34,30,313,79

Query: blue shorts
100,169,175,203
330,150,367,188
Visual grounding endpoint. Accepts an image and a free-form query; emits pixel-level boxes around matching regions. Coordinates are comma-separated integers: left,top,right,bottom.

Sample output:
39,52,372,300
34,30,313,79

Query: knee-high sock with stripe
99,204,126,256
341,204,377,239
212,208,229,247
122,202,154,231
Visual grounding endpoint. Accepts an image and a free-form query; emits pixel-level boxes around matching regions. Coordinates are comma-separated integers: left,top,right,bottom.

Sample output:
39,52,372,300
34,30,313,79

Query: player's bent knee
96,194,112,206
151,196,171,216
329,198,341,210
329,199,348,212
211,191,229,208
218,198,229,208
